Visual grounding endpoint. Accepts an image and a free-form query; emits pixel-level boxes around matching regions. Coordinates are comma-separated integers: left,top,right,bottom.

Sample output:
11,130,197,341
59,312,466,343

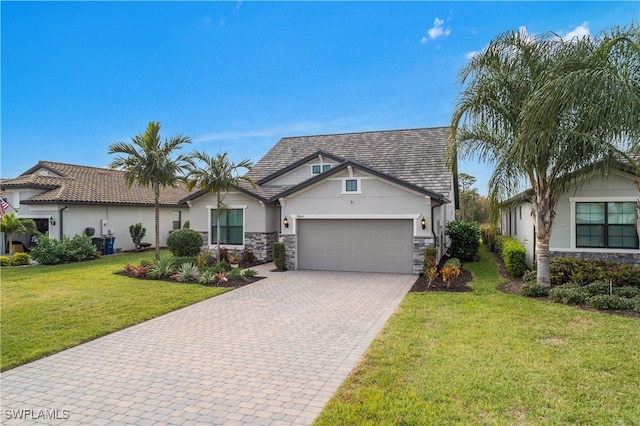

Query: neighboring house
501,164,640,267
185,127,457,274
0,161,191,254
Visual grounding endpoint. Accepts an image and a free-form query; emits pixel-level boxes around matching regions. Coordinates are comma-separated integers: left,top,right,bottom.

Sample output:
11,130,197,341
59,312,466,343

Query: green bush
166,229,203,257
586,295,636,311
424,247,438,268
10,252,30,266
635,298,640,313
30,234,98,265
502,239,527,278
494,235,507,255
613,286,640,299
146,256,176,279
174,262,201,283
0,256,9,267
522,269,537,283
273,242,285,271
521,282,549,297
582,281,611,297
549,284,588,305
242,268,259,278
549,257,640,288
445,220,481,261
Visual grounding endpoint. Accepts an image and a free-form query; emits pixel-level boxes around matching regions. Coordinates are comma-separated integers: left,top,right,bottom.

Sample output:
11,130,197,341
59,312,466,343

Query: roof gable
246,127,453,199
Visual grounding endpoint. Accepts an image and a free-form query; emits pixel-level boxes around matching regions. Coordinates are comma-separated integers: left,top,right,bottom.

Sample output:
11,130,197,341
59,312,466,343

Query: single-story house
500,163,640,267
185,127,457,274
0,161,191,254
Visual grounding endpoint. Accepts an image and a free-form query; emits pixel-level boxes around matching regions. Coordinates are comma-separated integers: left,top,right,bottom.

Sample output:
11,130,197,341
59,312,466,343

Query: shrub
147,257,175,279
0,256,10,267
502,239,527,278
10,252,30,266
30,234,98,265
441,259,461,288
522,269,537,283
241,248,256,265
494,235,507,256
273,242,285,271
215,272,228,285
183,220,190,229
174,262,201,282
242,268,259,278
586,295,636,311
133,265,148,277
166,229,203,257
218,247,229,262
549,284,588,305
212,260,229,273
445,220,481,261
227,267,245,280
613,286,640,299
424,266,439,288
521,282,549,297
582,281,611,297
635,298,640,313
195,251,215,269
424,247,438,268
549,257,640,288
129,223,146,249
198,269,217,285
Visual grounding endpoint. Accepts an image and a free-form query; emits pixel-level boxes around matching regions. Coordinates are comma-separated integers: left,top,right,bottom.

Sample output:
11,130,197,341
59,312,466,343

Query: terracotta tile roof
241,127,453,200
1,161,193,206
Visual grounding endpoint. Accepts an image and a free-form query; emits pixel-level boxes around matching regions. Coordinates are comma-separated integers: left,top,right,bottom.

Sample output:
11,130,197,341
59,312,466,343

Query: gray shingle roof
243,127,452,200
1,161,193,206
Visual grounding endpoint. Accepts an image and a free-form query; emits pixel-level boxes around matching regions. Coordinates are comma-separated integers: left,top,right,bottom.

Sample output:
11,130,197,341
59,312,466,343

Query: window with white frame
311,164,332,175
342,178,362,194
576,202,638,249
172,211,182,230
210,208,244,245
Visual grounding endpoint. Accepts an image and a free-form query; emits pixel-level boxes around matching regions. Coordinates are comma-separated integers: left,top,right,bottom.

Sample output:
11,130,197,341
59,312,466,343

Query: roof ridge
279,126,449,140
39,160,117,173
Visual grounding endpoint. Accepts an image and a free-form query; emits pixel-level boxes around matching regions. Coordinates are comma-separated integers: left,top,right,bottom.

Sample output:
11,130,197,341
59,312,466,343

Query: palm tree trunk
532,187,556,287
154,182,160,261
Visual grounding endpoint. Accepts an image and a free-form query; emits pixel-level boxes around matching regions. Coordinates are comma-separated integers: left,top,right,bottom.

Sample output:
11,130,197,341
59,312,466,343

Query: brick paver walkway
1,266,414,425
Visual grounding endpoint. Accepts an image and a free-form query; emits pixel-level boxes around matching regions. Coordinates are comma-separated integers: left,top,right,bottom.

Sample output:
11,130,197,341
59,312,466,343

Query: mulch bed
410,255,474,293
113,270,264,288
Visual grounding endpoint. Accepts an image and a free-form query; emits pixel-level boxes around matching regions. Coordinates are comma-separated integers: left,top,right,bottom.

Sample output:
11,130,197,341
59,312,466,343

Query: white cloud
563,21,590,41
422,17,451,42
466,51,479,59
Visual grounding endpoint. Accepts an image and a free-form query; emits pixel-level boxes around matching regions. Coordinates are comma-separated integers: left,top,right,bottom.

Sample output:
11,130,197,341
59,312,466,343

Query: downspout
59,205,68,240
431,199,444,251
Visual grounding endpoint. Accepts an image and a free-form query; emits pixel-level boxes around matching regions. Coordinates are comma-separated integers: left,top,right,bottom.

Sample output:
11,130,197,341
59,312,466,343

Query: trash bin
91,238,105,255
105,237,115,255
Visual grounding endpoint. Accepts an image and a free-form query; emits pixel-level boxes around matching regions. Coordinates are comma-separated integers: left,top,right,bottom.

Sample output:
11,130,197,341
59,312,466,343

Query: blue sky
2,1,638,194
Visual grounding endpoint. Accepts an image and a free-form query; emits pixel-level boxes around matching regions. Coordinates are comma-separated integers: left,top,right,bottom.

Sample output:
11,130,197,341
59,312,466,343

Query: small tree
0,213,38,254
445,220,481,261
129,223,146,251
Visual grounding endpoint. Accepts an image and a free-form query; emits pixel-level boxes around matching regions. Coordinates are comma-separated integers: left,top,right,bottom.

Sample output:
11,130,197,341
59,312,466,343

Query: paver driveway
1,266,414,425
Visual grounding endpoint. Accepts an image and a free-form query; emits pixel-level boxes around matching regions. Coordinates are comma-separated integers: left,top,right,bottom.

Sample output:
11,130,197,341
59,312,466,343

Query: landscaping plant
445,220,481,261
174,262,201,283
273,242,285,271
441,258,461,288
129,223,146,250
166,228,203,257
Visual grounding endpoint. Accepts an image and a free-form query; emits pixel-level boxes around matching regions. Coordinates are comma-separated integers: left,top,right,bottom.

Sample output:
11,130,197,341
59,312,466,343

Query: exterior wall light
50,217,56,226
421,217,426,229
283,217,289,228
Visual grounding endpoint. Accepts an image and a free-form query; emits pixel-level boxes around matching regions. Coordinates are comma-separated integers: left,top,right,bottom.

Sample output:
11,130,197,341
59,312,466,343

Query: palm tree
184,151,255,261
449,24,640,287
1,213,38,254
108,122,192,260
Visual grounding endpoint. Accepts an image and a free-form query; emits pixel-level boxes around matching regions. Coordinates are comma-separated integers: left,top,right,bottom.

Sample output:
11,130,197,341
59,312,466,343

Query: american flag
0,199,9,217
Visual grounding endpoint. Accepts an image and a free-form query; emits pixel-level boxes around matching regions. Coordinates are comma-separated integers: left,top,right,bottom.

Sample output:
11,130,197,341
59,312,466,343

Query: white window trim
568,197,638,252
311,163,332,175
206,204,247,249
341,178,362,195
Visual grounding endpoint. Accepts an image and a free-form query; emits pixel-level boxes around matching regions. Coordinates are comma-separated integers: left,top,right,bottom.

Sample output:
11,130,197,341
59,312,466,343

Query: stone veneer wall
550,250,640,265
244,232,278,263
413,237,436,275
281,235,296,271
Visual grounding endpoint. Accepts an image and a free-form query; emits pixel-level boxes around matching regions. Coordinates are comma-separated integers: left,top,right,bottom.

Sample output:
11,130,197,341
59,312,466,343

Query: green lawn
315,246,640,425
1,252,229,371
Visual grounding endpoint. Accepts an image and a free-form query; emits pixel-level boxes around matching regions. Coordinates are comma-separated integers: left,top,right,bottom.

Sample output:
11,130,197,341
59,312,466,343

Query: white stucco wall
279,169,437,240
187,191,277,248
501,203,535,267
550,171,638,256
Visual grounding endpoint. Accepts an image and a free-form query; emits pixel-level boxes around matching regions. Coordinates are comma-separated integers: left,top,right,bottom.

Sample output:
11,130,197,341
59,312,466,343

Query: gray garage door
297,219,414,273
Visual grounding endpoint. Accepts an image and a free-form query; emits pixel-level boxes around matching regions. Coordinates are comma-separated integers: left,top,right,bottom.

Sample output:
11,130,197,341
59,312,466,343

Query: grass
1,251,229,371
314,245,640,425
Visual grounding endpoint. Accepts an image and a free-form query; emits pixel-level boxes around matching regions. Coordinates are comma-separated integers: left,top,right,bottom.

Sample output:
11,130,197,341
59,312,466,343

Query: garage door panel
298,219,413,273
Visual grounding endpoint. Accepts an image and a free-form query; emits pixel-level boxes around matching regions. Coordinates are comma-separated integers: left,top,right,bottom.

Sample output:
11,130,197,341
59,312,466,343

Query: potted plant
229,248,240,268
